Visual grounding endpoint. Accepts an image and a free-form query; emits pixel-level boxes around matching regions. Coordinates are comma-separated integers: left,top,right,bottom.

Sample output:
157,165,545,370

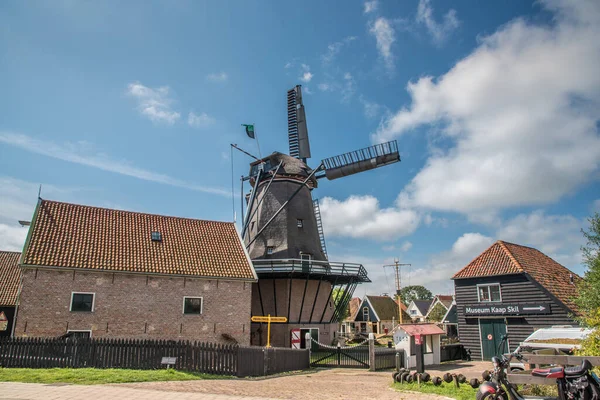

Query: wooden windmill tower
241,85,400,347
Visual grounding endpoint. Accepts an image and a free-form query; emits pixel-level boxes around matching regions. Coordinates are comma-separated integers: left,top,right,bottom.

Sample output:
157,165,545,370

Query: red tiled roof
453,240,581,314
0,251,21,306
22,200,256,280
398,323,445,336
435,295,454,308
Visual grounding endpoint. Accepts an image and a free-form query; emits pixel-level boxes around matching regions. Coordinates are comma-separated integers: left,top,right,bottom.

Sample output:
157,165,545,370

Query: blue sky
1,0,599,297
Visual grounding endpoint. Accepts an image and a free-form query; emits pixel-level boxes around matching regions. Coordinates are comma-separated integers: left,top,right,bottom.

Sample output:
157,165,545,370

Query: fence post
368,333,375,372
263,347,268,376
305,332,312,367
395,351,401,372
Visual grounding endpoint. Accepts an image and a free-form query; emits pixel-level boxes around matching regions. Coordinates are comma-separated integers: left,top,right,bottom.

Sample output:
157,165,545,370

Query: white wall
393,330,442,368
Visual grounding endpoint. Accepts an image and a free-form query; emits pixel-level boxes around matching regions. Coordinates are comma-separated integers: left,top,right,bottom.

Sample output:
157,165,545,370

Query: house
441,302,458,340
0,251,22,337
351,295,411,335
340,297,361,336
14,199,257,344
425,295,454,322
393,323,446,368
406,299,433,322
452,240,581,361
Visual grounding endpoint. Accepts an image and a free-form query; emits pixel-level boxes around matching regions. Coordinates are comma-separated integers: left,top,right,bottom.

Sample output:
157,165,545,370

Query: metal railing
252,259,370,282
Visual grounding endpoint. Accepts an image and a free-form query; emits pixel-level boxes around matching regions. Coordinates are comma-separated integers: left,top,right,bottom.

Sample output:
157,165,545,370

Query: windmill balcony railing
252,258,371,283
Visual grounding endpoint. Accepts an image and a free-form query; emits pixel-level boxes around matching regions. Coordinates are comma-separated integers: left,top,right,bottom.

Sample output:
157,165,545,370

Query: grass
0,367,232,385
393,380,478,400
393,379,559,400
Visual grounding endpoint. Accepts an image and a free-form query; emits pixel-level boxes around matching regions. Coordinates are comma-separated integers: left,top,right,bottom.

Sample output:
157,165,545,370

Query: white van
510,326,592,371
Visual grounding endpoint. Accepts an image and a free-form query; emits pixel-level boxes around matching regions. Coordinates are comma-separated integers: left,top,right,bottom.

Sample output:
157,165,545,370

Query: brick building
14,199,257,344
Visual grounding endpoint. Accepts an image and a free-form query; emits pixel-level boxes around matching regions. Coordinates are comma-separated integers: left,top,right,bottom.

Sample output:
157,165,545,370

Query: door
300,328,319,350
480,319,507,360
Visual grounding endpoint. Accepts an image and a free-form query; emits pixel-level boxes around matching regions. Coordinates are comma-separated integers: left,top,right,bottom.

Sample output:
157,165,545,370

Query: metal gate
309,338,370,368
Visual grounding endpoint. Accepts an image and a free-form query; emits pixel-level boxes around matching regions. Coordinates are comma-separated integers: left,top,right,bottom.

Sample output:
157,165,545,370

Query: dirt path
117,369,450,400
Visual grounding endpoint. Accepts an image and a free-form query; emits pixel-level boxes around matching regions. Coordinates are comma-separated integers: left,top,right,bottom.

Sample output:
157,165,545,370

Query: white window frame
363,306,369,321
300,253,312,261
70,292,95,312
266,246,274,255
297,219,303,228
477,283,502,303
67,329,92,338
182,296,203,315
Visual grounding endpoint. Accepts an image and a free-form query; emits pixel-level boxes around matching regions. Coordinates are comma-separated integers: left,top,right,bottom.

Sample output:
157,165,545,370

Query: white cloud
360,96,383,118
341,72,356,102
316,73,356,102
320,195,420,241
405,232,494,293
400,241,413,252
376,0,600,216
284,62,293,69
322,36,357,64
369,17,395,70
300,64,313,83
126,82,180,124
416,0,460,45
318,83,331,92
497,210,584,267
0,132,230,196
0,224,28,252
187,111,215,128
206,72,228,82
364,0,378,14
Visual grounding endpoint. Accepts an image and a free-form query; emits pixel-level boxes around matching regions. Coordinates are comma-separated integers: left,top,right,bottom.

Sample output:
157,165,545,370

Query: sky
1,0,599,298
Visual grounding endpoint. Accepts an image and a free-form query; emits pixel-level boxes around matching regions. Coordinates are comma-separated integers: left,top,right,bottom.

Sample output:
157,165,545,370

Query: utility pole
383,258,411,324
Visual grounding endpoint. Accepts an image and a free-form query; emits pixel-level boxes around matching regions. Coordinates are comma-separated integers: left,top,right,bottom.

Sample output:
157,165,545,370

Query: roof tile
22,200,256,280
453,240,581,314
0,251,21,306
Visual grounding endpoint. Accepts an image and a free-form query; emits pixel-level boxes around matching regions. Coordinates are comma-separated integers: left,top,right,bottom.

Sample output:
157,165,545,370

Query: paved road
0,365,488,400
117,369,449,400
0,382,273,400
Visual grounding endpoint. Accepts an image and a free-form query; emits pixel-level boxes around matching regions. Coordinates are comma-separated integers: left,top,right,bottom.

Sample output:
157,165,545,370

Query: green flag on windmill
242,124,255,139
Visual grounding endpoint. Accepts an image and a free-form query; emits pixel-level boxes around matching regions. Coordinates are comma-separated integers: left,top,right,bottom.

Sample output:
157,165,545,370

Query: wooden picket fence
0,337,308,377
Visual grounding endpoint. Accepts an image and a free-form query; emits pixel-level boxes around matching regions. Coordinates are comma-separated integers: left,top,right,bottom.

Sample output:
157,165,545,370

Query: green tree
398,285,433,306
575,212,600,356
332,288,350,320
427,302,447,322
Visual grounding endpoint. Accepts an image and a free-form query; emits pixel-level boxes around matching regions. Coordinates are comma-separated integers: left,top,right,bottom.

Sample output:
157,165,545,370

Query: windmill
240,85,400,347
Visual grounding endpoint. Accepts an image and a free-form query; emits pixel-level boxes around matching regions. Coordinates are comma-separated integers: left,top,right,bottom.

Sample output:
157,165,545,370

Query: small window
363,307,369,321
266,246,274,255
183,297,203,314
151,231,162,241
478,284,501,302
410,309,417,315
297,219,303,228
71,293,94,312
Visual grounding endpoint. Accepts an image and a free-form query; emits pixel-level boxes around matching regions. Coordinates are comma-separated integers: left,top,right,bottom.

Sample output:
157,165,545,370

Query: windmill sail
287,85,311,160
322,140,400,180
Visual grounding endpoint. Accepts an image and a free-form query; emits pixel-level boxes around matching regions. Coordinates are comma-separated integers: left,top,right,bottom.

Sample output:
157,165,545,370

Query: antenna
383,259,411,324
